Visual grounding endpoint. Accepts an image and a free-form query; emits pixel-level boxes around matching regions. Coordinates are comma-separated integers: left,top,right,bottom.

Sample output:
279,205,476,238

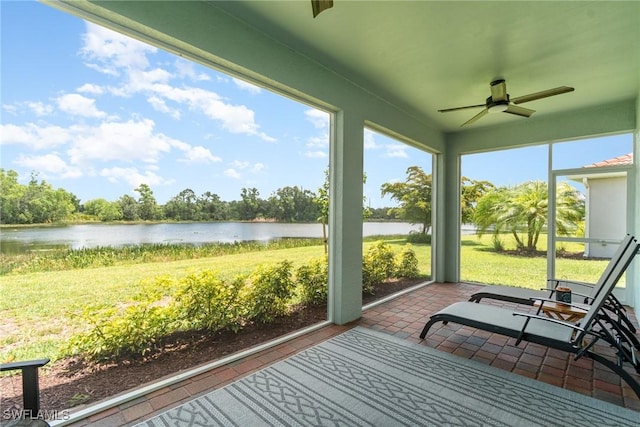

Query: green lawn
460,233,609,287
0,233,613,363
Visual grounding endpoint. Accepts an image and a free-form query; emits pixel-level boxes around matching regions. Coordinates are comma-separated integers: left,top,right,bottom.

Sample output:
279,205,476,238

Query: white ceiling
211,1,639,132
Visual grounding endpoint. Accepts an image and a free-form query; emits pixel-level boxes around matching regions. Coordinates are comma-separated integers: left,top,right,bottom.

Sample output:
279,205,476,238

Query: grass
461,233,610,287
0,239,325,275
0,233,613,364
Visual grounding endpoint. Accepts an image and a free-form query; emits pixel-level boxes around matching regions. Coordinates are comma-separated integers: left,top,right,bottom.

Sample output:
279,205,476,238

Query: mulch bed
0,278,424,415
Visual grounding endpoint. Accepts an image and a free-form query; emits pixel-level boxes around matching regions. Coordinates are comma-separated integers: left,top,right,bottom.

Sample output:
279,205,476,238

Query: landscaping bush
174,270,245,332
244,260,295,323
362,241,395,294
367,241,396,278
396,245,420,278
296,257,328,306
62,241,424,362
492,234,505,251
407,232,431,244
65,301,176,362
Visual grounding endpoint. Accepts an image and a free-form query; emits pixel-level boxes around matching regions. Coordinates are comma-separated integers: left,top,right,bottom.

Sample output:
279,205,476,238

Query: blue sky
463,133,633,190
0,1,632,208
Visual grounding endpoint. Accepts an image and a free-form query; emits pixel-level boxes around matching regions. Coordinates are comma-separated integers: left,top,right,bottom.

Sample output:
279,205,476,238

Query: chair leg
588,351,640,399
22,365,42,415
0,358,49,418
419,319,439,339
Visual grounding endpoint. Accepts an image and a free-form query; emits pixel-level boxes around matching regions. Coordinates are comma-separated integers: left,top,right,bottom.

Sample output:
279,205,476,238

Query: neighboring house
574,153,633,258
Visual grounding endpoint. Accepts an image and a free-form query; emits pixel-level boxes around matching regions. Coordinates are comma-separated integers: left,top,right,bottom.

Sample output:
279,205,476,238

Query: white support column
328,110,364,324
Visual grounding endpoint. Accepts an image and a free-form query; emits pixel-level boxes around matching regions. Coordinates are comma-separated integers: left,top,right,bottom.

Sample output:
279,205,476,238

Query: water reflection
1,222,422,254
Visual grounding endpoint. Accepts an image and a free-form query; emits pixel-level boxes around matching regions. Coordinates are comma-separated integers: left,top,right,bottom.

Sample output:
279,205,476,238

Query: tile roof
584,152,633,168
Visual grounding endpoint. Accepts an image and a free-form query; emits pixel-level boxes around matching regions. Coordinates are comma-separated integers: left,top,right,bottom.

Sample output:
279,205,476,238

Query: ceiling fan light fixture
488,102,509,113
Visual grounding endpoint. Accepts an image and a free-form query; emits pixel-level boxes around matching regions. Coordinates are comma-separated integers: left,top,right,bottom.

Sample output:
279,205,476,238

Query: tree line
1,167,585,252
0,169,395,225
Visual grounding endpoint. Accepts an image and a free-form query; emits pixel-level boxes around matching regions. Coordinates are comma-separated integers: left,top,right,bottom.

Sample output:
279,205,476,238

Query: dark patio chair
420,237,640,398
469,234,638,339
0,358,50,427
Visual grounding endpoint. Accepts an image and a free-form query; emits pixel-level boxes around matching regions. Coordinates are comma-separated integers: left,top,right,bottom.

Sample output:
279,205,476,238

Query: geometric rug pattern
136,327,639,426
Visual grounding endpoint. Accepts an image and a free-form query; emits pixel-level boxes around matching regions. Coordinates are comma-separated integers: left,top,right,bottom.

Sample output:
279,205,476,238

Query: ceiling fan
438,79,574,127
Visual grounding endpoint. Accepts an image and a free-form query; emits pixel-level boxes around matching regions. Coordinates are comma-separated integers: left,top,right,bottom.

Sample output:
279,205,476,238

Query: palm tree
473,180,583,252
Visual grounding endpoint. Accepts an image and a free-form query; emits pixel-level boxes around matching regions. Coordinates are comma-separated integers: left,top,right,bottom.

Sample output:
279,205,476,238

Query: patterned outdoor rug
136,327,639,426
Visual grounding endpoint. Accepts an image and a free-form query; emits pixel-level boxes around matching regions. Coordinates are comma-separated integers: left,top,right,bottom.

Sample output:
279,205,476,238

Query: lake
0,222,424,254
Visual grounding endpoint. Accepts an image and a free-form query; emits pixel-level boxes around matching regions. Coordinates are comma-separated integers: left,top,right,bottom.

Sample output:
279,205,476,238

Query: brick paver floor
59,282,640,426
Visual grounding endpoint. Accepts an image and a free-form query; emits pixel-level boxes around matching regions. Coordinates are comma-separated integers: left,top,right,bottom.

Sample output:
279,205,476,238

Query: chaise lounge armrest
528,296,591,313
547,278,595,288
540,286,591,300
0,358,49,372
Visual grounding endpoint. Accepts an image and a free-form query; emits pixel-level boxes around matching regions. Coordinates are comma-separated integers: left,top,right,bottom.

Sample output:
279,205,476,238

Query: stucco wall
585,176,627,258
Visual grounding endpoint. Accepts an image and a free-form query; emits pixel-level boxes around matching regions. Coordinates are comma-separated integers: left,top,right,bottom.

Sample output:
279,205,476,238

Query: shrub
296,257,328,306
367,241,396,279
65,301,176,362
361,257,383,295
362,241,396,294
492,234,505,251
407,232,431,244
174,270,245,332
245,260,294,323
396,245,420,278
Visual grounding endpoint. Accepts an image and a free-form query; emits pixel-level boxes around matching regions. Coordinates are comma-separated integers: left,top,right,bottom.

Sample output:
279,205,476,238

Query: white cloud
2,104,19,116
26,101,54,116
125,83,277,142
229,160,264,173
303,109,329,158
127,68,173,91
178,145,222,164
174,60,210,81
304,150,327,159
364,130,379,150
2,117,209,182
80,23,156,75
168,86,276,141
304,134,328,158
255,131,276,142
78,24,276,142
100,166,170,188
384,144,409,158
147,96,181,119
66,119,176,165
77,83,105,95
1,102,53,117
224,168,241,179
0,123,70,150
232,160,250,169
57,93,106,118
305,109,329,129
232,78,262,94
14,153,82,179
306,134,328,149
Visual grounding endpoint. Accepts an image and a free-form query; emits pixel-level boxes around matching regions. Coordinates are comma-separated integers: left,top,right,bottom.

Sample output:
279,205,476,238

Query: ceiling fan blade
461,108,488,126
504,105,535,117
438,104,486,113
311,0,333,18
511,86,574,104
490,79,508,102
